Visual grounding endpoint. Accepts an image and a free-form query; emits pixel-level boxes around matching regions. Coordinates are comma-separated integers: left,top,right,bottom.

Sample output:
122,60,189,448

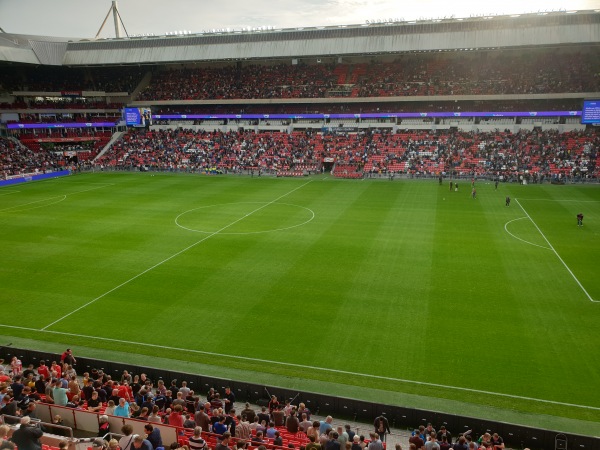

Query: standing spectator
11,376,25,401
268,395,280,415
425,434,440,450
367,434,383,450
319,416,333,436
53,380,69,406
188,427,207,450
114,397,130,417
215,433,232,450
298,403,311,421
286,410,300,434
257,407,270,427
373,416,390,443
37,361,50,380
179,381,191,400
10,357,23,377
194,404,211,432
345,425,355,443
60,349,76,370
336,427,349,449
169,405,185,428
241,403,256,423
299,413,312,433
491,433,504,449
439,436,452,450
148,405,162,424
437,426,452,445
225,409,237,437
305,435,321,450
223,387,235,414
121,371,133,385
236,415,252,440
326,432,341,450
213,416,228,436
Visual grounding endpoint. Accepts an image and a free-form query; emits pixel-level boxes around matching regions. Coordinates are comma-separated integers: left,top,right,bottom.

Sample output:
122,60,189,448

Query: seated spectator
132,434,153,450
119,425,135,450
10,416,43,450
98,415,110,437
144,424,162,450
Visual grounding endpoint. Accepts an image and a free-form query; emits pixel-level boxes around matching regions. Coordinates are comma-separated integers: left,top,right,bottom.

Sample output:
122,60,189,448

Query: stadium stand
1,11,600,450
0,351,546,450
88,128,599,181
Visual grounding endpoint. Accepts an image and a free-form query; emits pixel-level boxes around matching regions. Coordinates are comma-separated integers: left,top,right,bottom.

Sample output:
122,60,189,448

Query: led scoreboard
123,107,152,127
581,100,600,124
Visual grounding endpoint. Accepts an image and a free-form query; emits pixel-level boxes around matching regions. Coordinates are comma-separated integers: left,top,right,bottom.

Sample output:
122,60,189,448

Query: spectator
188,427,207,450
144,424,162,450
131,434,153,450
10,416,42,450
119,425,135,450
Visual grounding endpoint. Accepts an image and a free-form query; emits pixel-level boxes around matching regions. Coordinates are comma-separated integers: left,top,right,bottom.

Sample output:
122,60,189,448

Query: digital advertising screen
123,107,152,127
581,100,600,124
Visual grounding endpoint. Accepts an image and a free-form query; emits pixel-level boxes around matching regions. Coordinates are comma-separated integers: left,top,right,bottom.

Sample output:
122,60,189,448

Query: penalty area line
0,323,599,412
515,198,598,303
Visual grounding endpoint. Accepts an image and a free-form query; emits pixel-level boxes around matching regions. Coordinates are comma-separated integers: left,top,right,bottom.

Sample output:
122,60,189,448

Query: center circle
175,202,315,235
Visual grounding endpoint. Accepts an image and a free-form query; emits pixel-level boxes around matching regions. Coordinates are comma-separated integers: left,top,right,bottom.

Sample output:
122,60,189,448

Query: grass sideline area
1,172,599,433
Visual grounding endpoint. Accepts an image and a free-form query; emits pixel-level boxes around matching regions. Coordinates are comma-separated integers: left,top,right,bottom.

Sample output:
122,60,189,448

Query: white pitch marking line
42,180,313,330
515,198,598,303
504,217,551,250
0,189,21,196
174,202,315,235
0,322,599,412
516,198,600,203
0,184,112,213
0,195,67,213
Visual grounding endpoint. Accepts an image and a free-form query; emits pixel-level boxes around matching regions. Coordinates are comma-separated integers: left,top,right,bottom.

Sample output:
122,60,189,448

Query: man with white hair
10,416,43,450
114,397,130,418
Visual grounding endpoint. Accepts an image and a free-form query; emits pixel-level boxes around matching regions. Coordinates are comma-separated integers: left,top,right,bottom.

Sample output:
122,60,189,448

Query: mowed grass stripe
1,173,599,425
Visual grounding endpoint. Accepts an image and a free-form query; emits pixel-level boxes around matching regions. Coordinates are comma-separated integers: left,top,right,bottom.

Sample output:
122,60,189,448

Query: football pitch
1,172,599,431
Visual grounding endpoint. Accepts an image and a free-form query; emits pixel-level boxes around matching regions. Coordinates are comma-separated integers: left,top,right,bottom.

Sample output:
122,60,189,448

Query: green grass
1,172,599,433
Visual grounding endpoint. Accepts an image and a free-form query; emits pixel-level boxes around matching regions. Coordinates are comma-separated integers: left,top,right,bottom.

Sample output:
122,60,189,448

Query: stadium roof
1,10,599,66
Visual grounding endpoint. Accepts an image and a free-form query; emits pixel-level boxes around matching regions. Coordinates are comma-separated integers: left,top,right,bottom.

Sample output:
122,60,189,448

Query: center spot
175,202,314,235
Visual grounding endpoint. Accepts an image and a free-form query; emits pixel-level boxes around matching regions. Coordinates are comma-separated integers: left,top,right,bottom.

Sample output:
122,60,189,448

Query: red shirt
169,412,184,428
38,365,50,379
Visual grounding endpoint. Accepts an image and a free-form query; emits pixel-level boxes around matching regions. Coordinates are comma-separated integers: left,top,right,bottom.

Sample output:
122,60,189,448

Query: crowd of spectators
0,66,146,94
7,113,120,124
353,50,600,97
137,64,337,101
4,125,599,181
0,352,511,450
0,137,66,178
92,128,599,181
136,48,600,101
94,129,321,174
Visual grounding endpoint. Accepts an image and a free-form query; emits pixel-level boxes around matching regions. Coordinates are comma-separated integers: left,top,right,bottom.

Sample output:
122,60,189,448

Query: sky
1,0,600,39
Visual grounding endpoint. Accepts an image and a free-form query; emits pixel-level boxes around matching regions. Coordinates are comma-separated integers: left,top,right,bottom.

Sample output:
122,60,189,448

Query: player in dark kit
577,213,583,226
505,196,510,206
